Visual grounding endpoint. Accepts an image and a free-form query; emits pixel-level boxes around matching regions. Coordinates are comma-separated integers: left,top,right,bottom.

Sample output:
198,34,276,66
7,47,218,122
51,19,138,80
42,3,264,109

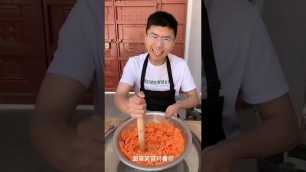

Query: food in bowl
118,120,185,166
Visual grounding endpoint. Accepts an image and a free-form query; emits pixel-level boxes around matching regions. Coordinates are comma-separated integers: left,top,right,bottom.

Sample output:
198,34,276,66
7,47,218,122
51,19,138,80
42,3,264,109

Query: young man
201,0,300,171
30,0,105,171
30,0,299,172
114,11,200,118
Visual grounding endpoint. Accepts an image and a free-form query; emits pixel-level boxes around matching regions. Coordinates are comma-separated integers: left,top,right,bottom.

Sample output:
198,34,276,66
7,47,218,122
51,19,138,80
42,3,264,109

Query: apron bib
140,54,176,112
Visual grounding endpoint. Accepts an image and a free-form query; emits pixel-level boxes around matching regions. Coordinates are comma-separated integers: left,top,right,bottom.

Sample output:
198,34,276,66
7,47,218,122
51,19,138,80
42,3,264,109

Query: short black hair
146,11,178,38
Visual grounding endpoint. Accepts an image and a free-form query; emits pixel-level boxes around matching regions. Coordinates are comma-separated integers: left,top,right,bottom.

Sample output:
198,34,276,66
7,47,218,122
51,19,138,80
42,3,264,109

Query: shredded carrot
118,120,185,166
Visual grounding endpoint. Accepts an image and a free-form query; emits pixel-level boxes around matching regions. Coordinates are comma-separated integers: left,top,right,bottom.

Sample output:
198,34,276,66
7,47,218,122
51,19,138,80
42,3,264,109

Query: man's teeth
152,49,161,55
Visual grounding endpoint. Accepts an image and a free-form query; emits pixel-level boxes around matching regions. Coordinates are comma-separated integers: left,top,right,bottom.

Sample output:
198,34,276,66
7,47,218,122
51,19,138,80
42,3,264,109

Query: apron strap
202,0,221,98
166,56,175,91
140,54,149,90
202,0,226,149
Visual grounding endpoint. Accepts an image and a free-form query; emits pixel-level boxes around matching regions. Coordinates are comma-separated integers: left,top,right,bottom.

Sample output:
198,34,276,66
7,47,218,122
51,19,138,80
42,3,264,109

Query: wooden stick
137,117,146,152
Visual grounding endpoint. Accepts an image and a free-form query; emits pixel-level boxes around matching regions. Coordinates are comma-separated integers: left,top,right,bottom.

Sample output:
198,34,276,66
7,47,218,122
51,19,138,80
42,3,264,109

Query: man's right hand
201,141,238,172
128,91,147,118
74,115,104,172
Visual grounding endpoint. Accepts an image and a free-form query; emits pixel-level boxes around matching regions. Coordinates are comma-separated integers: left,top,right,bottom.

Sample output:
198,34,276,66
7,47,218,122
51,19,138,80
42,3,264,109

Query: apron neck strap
202,0,222,98
201,0,226,150
166,56,175,90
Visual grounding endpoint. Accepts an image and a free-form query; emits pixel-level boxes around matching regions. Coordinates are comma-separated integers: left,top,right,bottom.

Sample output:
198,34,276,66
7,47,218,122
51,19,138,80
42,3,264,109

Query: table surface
105,117,201,141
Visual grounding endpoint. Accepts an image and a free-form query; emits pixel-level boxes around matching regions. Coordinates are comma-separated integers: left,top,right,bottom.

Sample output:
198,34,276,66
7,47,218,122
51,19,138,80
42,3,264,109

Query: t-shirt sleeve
180,61,197,92
240,16,289,104
47,0,95,88
119,58,136,87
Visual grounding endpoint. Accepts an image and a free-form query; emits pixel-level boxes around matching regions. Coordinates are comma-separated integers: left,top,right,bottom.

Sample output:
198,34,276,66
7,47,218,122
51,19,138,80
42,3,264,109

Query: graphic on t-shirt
144,79,169,85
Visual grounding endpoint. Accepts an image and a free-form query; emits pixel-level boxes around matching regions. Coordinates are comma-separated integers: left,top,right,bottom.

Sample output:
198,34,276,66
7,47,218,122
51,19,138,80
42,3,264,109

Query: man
30,0,299,172
201,0,300,171
114,11,200,118
30,0,105,171
30,3,198,172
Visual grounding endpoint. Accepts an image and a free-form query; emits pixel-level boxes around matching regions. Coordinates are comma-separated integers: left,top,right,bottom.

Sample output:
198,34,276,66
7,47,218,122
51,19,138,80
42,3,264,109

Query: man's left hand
202,141,239,172
165,104,180,118
74,115,104,172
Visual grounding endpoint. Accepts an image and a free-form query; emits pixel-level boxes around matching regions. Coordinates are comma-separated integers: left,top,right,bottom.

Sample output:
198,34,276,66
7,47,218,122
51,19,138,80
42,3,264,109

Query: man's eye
163,38,171,41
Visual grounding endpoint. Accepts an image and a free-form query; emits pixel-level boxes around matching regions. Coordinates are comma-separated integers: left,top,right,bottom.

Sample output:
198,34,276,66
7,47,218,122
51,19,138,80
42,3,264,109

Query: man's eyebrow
148,32,172,38
148,32,158,36
161,35,172,38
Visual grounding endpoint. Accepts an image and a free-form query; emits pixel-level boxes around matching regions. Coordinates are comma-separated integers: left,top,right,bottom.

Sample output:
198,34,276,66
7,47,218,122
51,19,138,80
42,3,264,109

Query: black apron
202,0,226,149
140,54,176,112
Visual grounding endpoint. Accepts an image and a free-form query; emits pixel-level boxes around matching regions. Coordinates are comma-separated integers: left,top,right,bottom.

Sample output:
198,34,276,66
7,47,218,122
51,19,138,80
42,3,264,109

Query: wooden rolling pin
136,92,146,152
137,117,146,152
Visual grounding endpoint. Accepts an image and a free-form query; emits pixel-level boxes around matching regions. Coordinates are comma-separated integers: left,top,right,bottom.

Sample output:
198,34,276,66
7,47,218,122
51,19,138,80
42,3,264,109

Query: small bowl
112,111,192,171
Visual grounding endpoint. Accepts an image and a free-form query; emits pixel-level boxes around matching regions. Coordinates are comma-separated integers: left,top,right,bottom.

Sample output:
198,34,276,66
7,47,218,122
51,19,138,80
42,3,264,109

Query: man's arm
231,93,300,158
202,93,300,171
114,82,147,118
30,74,87,172
114,82,133,115
176,89,200,110
165,89,200,118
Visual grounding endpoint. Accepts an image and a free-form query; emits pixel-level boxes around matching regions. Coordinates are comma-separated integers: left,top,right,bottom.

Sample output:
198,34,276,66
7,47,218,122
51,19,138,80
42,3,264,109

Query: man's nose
155,38,163,46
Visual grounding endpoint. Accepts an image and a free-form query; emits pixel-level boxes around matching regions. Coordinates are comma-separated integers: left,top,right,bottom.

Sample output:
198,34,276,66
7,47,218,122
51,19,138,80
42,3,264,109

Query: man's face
145,25,175,65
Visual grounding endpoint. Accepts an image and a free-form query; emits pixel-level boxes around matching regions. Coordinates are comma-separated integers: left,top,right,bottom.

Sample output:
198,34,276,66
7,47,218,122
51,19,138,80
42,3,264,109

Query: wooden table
105,117,201,141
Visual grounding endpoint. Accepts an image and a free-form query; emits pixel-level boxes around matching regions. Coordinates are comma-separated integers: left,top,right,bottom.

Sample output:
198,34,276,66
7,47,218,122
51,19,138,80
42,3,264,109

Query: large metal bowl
112,111,193,171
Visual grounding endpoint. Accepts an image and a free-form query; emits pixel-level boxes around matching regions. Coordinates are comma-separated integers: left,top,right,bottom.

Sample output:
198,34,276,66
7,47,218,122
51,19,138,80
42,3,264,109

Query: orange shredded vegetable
118,120,185,166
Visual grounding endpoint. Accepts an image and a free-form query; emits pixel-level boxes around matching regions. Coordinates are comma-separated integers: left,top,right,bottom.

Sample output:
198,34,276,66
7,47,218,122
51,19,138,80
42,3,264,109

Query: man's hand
165,89,200,119
165,104,180,118
201,93,300,172
202,141,239,172
128,92,147,118
74,115,104,172
115,83,147,117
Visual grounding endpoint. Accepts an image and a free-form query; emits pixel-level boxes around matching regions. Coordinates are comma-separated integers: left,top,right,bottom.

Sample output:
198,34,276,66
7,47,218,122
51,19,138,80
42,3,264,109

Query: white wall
258,0,306,125
185,0,201,95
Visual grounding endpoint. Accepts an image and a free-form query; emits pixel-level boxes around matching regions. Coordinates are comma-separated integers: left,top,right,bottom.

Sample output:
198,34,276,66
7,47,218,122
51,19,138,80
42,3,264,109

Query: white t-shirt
120,53,196,102
203,0,289,138
47,0,104,115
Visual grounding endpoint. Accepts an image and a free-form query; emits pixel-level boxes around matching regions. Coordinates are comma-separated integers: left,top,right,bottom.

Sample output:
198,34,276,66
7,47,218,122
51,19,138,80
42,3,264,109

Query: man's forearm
114,95,130,115
223,112,299,159
30,120,78,172
176,94,200,110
